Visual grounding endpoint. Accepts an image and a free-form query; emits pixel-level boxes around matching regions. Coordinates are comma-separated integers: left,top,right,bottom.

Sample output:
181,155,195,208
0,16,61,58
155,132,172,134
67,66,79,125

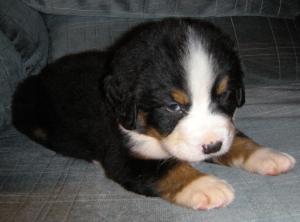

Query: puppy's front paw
174,176,234,210
245,148,296,176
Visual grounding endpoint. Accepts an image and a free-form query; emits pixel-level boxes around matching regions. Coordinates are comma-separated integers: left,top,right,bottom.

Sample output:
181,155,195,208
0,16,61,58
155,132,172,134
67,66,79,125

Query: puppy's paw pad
175,176,234,210
246,148,296,176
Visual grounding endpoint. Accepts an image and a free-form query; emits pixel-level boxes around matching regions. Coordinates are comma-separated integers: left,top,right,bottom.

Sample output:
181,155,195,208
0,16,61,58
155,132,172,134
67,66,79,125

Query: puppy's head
104,18,245,162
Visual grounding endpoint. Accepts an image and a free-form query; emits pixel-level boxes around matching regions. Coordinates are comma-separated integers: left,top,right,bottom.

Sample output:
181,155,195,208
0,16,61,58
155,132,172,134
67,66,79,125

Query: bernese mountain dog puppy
12,18,295,210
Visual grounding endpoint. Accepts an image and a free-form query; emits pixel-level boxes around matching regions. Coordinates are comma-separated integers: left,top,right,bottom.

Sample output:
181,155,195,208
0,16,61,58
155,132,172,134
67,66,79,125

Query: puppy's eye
166,103,181,112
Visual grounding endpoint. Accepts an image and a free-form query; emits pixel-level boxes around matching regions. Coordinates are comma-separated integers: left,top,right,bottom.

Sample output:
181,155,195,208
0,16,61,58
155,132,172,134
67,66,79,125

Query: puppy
12,18,295,210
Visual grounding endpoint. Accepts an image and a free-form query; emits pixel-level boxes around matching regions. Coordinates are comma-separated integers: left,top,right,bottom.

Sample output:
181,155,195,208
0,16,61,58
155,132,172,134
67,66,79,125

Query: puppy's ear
103,75,137,130
236,85,245,108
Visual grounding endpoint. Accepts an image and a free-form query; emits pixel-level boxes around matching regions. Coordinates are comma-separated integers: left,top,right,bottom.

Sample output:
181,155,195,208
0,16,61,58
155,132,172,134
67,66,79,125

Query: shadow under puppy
12,18,295,210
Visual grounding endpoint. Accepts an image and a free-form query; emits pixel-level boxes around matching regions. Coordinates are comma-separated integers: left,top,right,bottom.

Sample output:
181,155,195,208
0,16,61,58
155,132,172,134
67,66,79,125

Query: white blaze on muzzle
161,28,235,162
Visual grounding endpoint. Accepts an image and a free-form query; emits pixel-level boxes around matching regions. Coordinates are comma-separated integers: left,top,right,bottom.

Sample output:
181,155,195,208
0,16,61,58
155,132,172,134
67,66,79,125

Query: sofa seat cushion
1,83,300,221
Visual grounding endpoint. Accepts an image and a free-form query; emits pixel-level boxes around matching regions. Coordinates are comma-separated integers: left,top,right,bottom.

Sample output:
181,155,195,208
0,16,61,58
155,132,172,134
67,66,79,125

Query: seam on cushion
230,17,240,50
26,44,47,75
277,0,282,16
285,20,299,80
267,18,282,79
260,0,264,14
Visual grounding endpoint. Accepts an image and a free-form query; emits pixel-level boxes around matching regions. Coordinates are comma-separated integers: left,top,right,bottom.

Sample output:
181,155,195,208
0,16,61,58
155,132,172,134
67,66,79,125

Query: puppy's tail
12,75,50,145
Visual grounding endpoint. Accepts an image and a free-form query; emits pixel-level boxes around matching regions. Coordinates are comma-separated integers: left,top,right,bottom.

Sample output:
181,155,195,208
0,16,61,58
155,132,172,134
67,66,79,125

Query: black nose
202,141,222,154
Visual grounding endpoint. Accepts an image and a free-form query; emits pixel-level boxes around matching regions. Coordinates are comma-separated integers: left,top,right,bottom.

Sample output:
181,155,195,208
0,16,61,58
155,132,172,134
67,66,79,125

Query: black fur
12,18,244,197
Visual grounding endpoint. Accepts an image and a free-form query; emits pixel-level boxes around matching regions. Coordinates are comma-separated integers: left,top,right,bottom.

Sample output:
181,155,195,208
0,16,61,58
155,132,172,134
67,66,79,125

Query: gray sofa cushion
45,15,300,83
0,0,48,76
23,0,300,18
0,0,49,129
1,83,299,221
0,31,23,130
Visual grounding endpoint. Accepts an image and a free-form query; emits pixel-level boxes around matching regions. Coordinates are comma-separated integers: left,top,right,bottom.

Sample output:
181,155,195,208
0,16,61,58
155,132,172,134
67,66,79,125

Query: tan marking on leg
216,76,229,95
33,128,48,140
157,162,234,210
213,134,259,167
171,89,189,105
157,163,202,201
213,132,296,175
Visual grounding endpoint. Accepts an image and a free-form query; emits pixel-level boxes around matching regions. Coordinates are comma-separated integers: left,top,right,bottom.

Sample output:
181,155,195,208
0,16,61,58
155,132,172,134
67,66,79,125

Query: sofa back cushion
23,0,300,18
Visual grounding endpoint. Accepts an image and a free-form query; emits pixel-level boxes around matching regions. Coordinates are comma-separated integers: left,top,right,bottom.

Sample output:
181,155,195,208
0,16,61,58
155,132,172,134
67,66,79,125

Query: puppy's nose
202,141,222,154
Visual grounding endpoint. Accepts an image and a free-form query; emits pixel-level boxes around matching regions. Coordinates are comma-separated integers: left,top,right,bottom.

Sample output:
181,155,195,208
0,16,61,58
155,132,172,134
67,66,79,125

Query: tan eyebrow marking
146,128,167,140
137,111,147,127
137,112,167,140
217,76,229,95
171,89,189,105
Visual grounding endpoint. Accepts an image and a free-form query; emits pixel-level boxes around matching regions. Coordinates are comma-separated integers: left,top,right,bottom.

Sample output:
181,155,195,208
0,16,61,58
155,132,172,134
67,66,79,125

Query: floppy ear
236,85,245,108
103,75,137,130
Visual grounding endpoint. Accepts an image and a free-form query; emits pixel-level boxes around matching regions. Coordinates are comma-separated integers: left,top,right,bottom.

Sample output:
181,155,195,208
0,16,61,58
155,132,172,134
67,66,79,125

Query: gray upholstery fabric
0,0,300,221
0,31,23,130
0,0,48,76
0,83,300,222
45,15,300,83
23,0,300,18
0,0,48,130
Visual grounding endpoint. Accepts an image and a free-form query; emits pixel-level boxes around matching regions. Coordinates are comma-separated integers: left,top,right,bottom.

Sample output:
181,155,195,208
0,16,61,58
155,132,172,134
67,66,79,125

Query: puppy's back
12,51,110,158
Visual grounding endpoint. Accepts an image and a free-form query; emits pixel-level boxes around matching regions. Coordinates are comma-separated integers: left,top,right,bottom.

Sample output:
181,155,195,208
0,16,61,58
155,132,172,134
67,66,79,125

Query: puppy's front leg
156,162,234,210
213,131,296,175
